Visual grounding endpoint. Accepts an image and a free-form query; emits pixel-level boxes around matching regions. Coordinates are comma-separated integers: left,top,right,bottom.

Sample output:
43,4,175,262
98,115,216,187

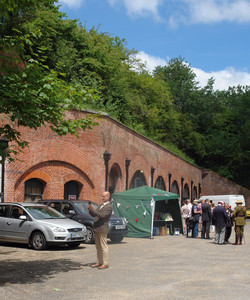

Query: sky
58,0,250,90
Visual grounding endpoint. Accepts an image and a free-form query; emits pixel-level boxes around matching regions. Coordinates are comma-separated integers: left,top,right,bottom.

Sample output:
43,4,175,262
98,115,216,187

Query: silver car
0,203,87,250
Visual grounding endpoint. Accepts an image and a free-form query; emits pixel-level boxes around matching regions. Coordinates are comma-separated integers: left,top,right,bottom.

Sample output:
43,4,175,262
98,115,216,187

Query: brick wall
201,170,250,207
2,110,249,206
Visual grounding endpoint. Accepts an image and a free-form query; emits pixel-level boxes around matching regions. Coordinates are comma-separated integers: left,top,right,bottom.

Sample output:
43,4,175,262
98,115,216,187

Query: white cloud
135,51,250,90
172,0,250,26
59,0,84,9
107,0,164,21
135,51,168,72
193,67,250,90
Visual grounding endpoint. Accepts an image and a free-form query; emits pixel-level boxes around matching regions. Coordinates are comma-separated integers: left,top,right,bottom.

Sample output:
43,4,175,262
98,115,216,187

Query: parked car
38,200,128,244
0,202,87,250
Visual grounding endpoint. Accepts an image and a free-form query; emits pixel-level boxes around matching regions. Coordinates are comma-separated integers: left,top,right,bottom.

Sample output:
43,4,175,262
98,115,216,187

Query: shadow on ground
0,258,85,286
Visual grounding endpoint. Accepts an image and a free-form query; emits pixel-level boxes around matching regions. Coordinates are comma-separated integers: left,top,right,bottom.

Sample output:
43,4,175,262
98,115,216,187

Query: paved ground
0,220,250,300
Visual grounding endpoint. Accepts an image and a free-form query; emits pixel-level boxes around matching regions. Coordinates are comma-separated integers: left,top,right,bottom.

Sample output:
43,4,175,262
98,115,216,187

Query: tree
153,57,199,112
0,0,98,161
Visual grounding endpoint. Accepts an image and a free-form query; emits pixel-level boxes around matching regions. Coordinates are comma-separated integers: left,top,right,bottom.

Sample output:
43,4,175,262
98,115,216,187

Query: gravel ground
0,220,250,300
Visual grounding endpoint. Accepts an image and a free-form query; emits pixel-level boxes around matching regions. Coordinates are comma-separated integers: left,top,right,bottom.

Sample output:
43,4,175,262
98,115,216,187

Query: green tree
153,57,206,160
0,0,98,161
203,86,250,188
154,57,199,112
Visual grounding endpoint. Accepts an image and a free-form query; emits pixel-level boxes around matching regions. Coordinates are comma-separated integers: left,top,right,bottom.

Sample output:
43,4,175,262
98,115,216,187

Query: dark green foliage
0,0,99,161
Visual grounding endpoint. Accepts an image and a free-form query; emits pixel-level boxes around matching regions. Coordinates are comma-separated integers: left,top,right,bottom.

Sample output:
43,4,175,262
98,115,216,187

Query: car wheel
67,242,81,248
109,236,124,243
84,226,95,244
31,231,47,250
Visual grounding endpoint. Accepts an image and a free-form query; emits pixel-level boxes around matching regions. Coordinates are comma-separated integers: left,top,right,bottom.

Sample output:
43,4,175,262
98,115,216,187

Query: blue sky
58,0,250,90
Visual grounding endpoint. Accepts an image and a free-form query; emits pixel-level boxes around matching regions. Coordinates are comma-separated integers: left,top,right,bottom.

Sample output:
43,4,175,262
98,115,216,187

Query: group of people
181,198,247,245
84,192,247,271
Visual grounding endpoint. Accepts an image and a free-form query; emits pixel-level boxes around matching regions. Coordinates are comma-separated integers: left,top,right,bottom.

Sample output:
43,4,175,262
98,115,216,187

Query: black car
38,200,128,244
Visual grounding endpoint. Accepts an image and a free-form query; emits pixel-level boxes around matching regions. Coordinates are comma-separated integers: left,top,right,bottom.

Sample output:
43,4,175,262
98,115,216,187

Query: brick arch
63,174,83,184
154,176,166,190
128,155,149,187
109,163,122,194
15,170,50,189
11,140,96,185
171,180,180,196
183,183,190,200
14,160,95,201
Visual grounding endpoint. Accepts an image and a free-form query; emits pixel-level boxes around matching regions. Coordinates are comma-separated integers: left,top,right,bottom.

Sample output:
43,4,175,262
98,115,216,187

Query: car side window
10,206,25,219
0,205,8,217
49,202,61,213
62,203,74,215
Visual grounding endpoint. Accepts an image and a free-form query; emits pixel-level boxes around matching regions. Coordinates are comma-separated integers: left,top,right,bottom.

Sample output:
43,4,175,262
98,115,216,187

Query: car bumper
108,226,128,238
46,229,87,243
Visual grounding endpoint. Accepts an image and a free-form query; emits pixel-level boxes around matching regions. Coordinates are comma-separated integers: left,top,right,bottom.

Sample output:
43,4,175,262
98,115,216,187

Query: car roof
41,199,93,203
0,202,47,207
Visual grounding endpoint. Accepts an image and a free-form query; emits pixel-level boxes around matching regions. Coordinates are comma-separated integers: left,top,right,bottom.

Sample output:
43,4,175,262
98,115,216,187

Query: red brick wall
2,110,249,206
201,170,250,207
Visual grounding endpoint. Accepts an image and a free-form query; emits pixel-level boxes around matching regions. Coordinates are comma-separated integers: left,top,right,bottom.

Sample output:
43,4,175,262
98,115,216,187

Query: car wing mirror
19,215,27,221
69,210,76,215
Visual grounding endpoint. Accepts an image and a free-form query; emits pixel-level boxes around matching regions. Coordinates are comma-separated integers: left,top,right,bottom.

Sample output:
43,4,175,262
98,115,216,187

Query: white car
0,202,87,250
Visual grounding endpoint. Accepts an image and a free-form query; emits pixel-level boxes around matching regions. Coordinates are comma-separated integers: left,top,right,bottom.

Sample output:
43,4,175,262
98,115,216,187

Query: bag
187,217,196,223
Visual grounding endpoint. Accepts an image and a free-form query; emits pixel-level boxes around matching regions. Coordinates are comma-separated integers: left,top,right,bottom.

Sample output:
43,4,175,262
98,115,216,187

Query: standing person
212,201,229,245
181,200,189,235
88,191,113,269
224,203,233,243
187,199,192,217
210,202,215,233
198,200,203,233
185,199,193,237
191,200,201,238
232,200,247,245
201,199,212,239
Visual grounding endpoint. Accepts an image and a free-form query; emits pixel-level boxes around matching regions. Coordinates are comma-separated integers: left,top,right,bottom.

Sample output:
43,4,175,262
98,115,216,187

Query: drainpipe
103,150,111,191
125,157,130,190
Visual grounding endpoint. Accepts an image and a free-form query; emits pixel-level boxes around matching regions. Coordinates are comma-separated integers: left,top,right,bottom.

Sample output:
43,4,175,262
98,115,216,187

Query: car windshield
74,201,98,213
25,206,66,219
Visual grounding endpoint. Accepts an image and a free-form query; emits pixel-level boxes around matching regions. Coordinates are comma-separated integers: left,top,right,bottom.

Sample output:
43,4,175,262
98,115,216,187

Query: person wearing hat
212,201,229,245
232,200,247,245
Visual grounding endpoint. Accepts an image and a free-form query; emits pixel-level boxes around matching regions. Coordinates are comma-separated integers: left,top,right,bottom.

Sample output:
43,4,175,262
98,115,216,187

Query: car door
0,205,9,240
62,202,77,220
4,205,32,243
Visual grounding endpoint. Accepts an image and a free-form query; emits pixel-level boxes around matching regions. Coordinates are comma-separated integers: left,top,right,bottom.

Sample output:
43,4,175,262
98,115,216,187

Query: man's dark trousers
201,220,210,239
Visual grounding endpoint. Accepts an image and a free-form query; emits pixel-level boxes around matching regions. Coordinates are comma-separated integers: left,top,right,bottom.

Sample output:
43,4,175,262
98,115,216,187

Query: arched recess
154,176,166,191
129,170,146,189
64,180,83,200
109,163,122,195
183,183,189,200
192,185,198,200
25,178,45,202
15,160,95,201
171,180,179,196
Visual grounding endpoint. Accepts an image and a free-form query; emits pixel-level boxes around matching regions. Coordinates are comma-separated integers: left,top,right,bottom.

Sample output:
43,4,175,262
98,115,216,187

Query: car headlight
123,218,128,224
51,226,66,233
